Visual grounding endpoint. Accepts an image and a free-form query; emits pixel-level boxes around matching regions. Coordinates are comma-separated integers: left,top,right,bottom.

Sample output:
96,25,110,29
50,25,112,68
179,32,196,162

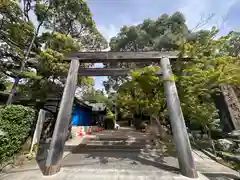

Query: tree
113,22,240,140
82,89,110,104
180,27,239,122
0,1,36,103
117,66,167,128
226,31,240,57
0,0,107,103
104,12,188,92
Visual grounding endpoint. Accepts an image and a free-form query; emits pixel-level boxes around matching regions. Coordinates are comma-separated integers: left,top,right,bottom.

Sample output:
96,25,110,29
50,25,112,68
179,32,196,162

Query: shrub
104,107,115,129
0,105,35,164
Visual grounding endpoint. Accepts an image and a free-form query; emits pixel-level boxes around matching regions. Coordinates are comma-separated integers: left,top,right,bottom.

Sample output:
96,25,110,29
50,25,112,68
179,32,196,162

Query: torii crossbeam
43,51,198,178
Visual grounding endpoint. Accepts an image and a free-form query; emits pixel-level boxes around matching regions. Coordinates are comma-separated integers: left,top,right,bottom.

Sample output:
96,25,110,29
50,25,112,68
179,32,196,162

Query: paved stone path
0,127,239,180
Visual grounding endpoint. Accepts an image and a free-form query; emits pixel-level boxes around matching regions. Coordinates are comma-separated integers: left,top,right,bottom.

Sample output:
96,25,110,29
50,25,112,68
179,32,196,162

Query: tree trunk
6,21,43,105
134,113,142,129
6,77,20,105
153,118,172,141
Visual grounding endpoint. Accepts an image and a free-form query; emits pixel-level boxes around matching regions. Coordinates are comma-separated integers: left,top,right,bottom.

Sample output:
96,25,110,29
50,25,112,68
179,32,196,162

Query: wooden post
30,109,46,154
44,59,79,176
160,57,198,178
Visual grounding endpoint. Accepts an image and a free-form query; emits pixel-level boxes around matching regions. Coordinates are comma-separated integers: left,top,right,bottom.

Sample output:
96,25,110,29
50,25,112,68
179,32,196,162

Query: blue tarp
72,104,92,126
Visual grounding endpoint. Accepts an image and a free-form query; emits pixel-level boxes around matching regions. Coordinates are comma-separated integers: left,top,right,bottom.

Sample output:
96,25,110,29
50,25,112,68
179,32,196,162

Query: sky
86,0,240,90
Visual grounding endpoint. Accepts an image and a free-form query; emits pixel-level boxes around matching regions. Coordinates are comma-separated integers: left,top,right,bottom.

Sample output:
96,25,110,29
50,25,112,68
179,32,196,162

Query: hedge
0,105,35,164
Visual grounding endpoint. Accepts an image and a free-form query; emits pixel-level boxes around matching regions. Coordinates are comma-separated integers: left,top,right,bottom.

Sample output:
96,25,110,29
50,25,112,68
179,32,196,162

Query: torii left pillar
43,59,79,176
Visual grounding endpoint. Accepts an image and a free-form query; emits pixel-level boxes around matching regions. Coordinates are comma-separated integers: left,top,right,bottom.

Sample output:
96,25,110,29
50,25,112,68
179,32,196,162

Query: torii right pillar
160,57,198,178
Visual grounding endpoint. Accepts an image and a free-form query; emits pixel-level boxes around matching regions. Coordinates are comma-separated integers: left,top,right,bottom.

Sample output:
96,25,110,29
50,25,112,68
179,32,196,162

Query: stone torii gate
43,51,198,178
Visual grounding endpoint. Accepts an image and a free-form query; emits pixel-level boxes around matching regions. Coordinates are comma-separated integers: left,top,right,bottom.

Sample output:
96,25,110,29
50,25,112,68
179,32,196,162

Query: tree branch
23,0,31,22
191,13,215,32
0,30,22,48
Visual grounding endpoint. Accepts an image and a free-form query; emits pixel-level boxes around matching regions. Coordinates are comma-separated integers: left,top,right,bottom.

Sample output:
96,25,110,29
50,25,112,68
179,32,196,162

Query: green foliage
117,66,166,120
226,31,240,57
0,73,8,91
114,24,240,133
82,89,111,105
0,0,107,103
0,0,36,81
41,32,81,53
178,27,240,130
104,12,188,92
104,107,115,129
80,77,95,87
109,12,187,52
106,107,115,120
0,105,35,164
38,48,68,76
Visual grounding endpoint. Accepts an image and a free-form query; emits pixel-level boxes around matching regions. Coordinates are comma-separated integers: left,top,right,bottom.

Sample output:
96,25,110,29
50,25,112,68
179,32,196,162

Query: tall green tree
0,0,107,103
117,66,166,126
82,89,109,104
115,25,240,135
104,12,188,92
226,31,240,57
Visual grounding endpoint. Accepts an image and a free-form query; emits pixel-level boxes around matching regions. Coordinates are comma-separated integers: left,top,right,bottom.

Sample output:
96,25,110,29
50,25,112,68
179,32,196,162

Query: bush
103,107,116,129
0,105,35,164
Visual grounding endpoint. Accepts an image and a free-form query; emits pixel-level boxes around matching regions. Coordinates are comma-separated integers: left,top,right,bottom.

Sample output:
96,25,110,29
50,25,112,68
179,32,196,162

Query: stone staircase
1,128,239,180
61,128,210,180
71,128,151,153
72,138,148,152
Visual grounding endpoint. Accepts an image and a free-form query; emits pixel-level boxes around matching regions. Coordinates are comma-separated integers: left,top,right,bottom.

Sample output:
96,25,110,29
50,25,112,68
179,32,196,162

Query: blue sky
86,0,240,90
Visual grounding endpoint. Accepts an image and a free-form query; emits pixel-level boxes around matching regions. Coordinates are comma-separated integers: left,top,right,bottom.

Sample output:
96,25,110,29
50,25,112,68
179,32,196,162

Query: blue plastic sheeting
72,104,92,126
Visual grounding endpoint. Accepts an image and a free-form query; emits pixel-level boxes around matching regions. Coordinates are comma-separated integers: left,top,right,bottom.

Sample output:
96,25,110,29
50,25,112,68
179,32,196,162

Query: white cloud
97,24,119,42
97,0,239,43
97,20,142,42
92,0,240,91
179,0,239,31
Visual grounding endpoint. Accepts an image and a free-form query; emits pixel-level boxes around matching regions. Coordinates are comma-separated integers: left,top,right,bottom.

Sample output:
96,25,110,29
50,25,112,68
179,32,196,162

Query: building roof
86,102,106,112
74,98,92,111
0,91,92,111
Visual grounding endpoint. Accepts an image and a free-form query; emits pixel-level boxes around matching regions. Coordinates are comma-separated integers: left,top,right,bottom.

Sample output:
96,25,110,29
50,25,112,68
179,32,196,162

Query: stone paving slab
192,150,240,178
0,167,208,180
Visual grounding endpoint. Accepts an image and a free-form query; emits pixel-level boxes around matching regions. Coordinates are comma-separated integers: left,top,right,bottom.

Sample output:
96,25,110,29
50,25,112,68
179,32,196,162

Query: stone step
84,140,148,146
92,136,150,141
72,148,144,153
97,130,148,134
82,144,146,149
95,132,148,135
95,135,149,139
72,144,147,153
92,138,149,142
58,168,208,180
